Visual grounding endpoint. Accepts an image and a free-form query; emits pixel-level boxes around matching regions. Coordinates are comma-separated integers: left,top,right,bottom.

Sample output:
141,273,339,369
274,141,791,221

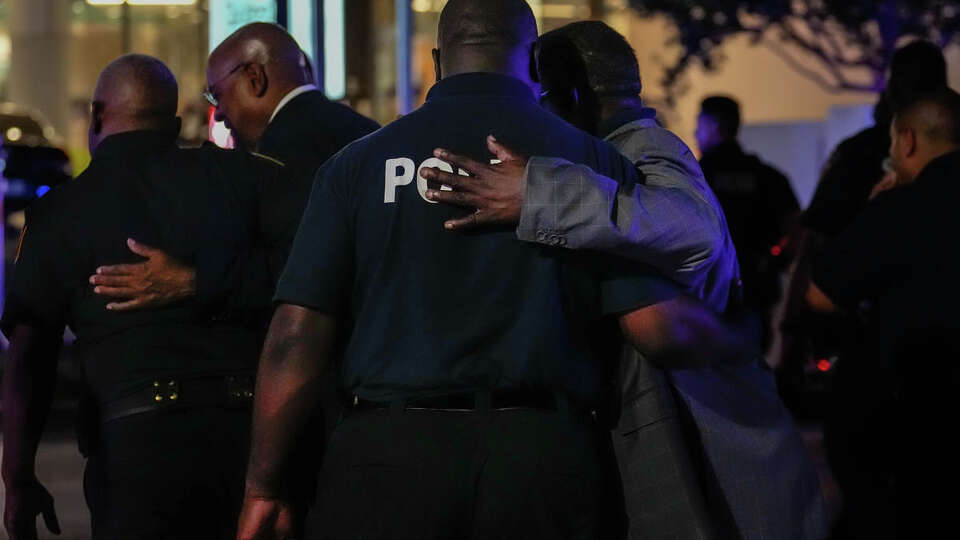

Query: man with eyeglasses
2,54,297,540
203,22,379,163
89,23,379,316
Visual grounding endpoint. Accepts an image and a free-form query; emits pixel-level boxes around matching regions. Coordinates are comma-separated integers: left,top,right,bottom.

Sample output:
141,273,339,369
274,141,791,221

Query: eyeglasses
202,62,250,107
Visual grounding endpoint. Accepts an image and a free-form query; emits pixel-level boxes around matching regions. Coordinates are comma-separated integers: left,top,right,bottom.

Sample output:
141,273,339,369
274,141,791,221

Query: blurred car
1,102,73,219
0,104,81,399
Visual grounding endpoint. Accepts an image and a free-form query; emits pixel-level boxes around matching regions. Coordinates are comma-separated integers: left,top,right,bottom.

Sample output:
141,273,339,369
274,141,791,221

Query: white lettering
384,156,489,204
416,157,457,203
384,157,415,203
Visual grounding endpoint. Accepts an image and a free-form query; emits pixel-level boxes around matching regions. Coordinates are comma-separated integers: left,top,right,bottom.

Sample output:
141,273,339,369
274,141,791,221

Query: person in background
2,54,295,540
778,40,949,419
695,95,801,351
807,88,960,539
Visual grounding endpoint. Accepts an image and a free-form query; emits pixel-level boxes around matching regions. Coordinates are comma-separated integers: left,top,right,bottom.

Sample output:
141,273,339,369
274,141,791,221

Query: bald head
895,90,960,145
210,22,310,87
90,54,179,151
889,89,960,182
434,0,538,82
207,23,312,147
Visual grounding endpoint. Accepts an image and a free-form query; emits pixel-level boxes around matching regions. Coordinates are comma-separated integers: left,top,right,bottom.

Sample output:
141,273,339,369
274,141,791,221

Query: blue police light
36,185,51,197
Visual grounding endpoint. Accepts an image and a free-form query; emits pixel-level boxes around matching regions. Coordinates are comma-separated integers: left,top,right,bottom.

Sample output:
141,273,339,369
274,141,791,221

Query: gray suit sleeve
517,125,724,288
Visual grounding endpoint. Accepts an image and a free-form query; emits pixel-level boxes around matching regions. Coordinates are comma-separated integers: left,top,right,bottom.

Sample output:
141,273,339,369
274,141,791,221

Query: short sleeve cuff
601,273,683,315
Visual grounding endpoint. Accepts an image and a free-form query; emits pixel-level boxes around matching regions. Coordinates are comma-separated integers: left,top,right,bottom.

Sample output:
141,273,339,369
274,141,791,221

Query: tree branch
762,38,877,94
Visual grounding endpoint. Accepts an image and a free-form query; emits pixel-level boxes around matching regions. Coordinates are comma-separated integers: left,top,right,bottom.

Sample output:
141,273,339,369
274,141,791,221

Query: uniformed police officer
236,2,737,539
88,23,380,315
695,96,801,349
1,55,296,539
83,24,381,524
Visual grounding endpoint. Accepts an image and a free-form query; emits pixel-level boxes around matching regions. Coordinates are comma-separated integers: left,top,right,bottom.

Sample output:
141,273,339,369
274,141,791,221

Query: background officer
1,54,295,539
696,95,800,350
237,1,745,539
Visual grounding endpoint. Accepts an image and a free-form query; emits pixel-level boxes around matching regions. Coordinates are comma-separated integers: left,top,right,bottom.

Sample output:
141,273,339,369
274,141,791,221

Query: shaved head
207,22,312,147
89,54,179,151
434,0,538,82
209,22,309,86
94,54,178,127
889,89,960,182
438,0,538,50
894,89,960,145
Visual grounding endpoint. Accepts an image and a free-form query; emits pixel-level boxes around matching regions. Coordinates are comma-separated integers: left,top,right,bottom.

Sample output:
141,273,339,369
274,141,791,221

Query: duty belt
350,388,596,421
100,373,255,424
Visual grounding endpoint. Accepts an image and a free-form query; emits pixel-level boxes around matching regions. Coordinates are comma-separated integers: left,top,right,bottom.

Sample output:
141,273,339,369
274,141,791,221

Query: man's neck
595,97,652,136
598,97,644,122
440,48,534,88
268,83,317,124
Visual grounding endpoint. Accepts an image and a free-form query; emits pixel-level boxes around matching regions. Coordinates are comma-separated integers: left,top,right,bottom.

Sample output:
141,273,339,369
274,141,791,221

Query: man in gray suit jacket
422,21,826,540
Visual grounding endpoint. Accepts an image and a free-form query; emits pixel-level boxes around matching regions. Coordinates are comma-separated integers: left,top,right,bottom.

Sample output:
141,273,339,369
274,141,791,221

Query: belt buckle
227,375,255,403
152,378,180,404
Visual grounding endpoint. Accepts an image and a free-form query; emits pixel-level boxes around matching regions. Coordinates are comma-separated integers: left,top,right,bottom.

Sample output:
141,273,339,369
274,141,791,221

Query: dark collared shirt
276,72,659,405
814,150,960,399
2,130,288,402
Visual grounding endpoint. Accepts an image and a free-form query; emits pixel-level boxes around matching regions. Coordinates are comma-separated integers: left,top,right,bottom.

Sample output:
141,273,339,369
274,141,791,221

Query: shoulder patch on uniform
14,225,27,264
250,152,286,167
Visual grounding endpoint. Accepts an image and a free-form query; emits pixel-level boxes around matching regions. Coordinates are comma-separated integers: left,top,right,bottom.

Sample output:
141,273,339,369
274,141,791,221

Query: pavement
0,406,840,540
0,430,90,540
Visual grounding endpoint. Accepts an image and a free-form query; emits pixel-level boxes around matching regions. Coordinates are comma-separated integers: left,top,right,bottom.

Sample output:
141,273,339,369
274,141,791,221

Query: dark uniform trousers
308,405,609,540
83,407,252,539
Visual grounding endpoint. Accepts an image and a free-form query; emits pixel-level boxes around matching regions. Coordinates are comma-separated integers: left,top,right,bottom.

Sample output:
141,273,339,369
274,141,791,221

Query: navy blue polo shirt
275,72,679,405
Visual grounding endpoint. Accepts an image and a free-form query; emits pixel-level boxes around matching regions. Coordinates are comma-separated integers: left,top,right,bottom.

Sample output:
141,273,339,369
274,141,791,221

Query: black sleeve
812,192,905,310
802,137,882,236
274,155,355,315
1,206,69,337
598,257,684,316
274,154,355,314
194,156,312,322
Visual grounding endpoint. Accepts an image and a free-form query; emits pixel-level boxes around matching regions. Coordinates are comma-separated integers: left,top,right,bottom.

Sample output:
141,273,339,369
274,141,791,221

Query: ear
91,102,104,134
246,63,269,98
432,48,441,83
903,127,918,158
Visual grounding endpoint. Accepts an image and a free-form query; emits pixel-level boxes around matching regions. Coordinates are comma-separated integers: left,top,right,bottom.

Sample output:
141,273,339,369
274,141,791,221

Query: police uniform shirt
1,130,288,403
813,150,960,397
275,73,681,407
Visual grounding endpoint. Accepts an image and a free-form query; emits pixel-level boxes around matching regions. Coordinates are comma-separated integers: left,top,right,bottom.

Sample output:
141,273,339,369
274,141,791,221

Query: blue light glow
324,0,346,100
288,0,317,78
36,185,51,197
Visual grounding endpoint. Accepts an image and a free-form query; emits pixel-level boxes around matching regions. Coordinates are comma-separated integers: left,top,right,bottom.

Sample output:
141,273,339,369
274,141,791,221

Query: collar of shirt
598,105,658,139
269,84,319,124
93,129,178,162
914,148,960,186
425,72,536,103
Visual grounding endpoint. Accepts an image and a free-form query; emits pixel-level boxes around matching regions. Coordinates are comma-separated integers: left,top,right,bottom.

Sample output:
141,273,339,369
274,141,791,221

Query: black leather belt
350,389,595,420
100,373,255,424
